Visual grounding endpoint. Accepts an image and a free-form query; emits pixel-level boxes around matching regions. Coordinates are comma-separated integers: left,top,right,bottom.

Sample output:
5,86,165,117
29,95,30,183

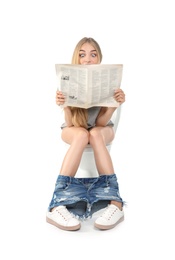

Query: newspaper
55,64,123,108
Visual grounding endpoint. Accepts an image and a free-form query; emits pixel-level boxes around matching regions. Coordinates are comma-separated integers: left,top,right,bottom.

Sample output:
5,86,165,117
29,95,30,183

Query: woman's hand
56,90,65,106
114,89,125,105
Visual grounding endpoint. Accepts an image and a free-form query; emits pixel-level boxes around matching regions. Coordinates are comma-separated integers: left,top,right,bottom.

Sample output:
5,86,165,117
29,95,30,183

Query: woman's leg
60,127,89,176
89,126,122,209
89,126,115,174
46,127,90,231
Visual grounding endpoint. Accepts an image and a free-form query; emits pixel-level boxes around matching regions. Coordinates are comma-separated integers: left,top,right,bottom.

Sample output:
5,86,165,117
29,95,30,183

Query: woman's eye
91,53,97,57
79,54,85,58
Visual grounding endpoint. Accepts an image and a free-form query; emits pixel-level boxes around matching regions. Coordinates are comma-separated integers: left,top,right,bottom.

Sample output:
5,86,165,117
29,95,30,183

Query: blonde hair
70,37,102,128
71,37,103,64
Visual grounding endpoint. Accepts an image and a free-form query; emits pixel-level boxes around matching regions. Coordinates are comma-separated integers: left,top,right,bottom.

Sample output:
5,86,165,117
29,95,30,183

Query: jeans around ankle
48,174,124,219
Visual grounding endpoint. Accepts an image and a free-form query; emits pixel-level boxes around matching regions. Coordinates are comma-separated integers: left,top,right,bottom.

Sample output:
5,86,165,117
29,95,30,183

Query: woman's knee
89,127,114,146
89,128,103,145
61,127,90,145
76,128,90,145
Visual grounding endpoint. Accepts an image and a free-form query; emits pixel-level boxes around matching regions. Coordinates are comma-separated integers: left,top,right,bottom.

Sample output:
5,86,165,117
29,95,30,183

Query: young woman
46,37,125,231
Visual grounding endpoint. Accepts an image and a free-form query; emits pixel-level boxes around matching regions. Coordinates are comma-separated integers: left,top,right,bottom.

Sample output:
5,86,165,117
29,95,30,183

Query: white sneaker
94,204,124,230
46,206,81,231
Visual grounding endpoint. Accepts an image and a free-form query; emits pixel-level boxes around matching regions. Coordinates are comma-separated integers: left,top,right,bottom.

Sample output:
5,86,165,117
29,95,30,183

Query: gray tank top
61,107,114,129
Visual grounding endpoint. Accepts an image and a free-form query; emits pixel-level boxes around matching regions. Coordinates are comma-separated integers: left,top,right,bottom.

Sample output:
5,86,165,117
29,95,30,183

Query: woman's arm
63,107,73,127
56,90,73,127
96,88,125,126
96,107,116,126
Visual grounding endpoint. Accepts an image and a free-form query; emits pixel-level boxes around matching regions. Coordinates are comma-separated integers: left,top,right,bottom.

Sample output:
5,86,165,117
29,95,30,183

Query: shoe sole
94,216,124,230
46,217,81,231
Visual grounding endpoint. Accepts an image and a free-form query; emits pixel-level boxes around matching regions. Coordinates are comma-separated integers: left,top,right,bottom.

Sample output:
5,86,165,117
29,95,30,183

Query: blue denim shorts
48,174,124,219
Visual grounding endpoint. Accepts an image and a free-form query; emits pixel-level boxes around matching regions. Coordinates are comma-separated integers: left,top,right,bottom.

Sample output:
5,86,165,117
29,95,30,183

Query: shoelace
55,206,74,221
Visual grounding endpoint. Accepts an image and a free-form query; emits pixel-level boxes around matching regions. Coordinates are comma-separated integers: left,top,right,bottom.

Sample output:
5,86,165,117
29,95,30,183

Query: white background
0,0,175,259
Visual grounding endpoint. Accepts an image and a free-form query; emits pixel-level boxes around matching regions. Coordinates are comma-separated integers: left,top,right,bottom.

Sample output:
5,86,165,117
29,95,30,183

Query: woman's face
79,42,99,64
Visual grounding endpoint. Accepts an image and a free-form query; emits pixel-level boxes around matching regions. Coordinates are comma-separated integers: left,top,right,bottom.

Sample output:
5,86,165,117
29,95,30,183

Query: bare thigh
89,126,115,145
61,127,89,144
